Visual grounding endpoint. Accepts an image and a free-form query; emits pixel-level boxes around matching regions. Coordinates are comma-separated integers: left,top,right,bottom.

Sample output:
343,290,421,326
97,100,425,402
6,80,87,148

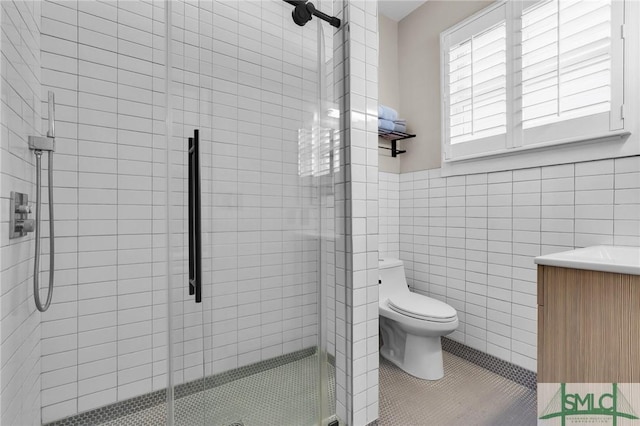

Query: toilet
378,258,458,380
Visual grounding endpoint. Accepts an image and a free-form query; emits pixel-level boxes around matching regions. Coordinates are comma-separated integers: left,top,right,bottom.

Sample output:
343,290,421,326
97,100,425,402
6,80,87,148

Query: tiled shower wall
39,0,338,422
1,0,364,424
384,156,640,372
38,1,168,422
344,1,380,424
168,0,326,386
332,1,348,421
0,1,43,425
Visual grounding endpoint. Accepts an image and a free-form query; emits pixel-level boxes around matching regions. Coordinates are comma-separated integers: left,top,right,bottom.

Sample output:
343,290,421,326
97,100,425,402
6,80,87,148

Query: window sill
440,130,633,177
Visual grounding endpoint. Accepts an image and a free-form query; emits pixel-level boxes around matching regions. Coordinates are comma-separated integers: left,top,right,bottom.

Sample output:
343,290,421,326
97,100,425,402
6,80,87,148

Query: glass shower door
167,1,207,424
167,1,341,425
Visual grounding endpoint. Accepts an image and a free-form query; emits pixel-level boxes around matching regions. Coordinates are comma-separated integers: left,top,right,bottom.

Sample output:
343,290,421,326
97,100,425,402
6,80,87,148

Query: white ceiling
378,0,428,22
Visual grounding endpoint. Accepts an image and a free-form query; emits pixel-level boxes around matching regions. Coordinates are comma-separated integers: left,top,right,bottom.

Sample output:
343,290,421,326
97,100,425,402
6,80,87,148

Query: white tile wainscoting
379,172,399,259
379,156,640,372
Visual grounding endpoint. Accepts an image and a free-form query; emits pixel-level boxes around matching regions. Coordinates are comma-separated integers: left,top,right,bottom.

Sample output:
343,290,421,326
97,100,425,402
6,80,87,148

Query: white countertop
534,246,640,276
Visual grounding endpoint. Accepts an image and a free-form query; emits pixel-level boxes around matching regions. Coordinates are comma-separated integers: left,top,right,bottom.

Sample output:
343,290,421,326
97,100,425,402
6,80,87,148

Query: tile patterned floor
378,352,537,426
100,354,335,426
71,350,535,426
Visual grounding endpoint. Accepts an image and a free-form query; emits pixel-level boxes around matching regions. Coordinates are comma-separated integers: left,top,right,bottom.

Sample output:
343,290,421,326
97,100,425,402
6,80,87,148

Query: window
449,22,507,145
441,0,626,163
522,0,612,129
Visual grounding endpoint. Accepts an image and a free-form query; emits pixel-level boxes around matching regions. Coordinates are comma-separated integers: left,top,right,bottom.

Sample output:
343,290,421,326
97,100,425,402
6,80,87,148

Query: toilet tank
379,258,410,300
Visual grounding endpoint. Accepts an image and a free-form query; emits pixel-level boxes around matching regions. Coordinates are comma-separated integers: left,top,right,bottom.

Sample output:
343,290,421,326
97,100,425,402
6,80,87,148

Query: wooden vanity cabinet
537,265,640,383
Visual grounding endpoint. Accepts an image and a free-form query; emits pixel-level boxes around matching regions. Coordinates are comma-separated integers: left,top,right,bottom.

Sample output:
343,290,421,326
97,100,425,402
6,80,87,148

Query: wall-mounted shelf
378,130,416,157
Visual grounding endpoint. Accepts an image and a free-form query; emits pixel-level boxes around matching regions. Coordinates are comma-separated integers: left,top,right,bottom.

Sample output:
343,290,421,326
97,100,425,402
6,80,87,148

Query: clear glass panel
168,1,207,424
167,1,340,425
2,0,338,424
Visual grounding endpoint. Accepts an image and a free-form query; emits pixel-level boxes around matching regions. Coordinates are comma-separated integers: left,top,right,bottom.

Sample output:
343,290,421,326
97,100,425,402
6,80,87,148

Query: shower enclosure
0,0,346,424
166,1,343,425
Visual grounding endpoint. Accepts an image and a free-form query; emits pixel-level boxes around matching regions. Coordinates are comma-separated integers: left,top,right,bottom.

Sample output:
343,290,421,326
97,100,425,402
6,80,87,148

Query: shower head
292,2,314,27
283,0,341,28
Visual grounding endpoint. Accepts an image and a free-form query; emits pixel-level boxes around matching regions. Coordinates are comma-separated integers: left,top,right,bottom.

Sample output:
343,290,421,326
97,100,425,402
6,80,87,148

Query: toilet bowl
378,258,458,380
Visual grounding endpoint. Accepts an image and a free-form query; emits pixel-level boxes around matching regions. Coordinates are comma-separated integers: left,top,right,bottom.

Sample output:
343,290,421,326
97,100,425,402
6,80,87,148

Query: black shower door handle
188,129,202,303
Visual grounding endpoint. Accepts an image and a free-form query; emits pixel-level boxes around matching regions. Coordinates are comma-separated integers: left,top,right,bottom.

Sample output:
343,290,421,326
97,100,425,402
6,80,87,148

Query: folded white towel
378,105,399,121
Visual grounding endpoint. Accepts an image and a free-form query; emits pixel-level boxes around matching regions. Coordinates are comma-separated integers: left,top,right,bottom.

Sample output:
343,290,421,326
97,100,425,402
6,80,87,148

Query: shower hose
33,150,54,312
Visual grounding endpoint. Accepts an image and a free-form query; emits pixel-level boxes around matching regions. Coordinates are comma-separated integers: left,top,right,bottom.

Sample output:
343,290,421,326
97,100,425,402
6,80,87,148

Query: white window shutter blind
441,0,625,164
521,0,613,130
443,3,508,160
449,23,507,144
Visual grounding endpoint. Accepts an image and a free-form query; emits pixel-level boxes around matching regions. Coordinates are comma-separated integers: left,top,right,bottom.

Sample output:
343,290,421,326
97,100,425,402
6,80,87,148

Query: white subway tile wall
379,172,399,259
345,1,379,424
0,1,43,425
168,0,332,392
332,2,349,422
1,0,379,424
38,0,342,422
388,157,640,373
39,1,168,421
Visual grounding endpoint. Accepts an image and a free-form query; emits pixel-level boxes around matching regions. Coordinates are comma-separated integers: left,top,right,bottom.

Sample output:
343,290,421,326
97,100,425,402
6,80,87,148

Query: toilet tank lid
379,258,404,269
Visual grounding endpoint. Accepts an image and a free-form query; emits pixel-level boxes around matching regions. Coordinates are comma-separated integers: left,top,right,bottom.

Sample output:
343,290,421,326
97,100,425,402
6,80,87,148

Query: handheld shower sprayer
27,91,57,312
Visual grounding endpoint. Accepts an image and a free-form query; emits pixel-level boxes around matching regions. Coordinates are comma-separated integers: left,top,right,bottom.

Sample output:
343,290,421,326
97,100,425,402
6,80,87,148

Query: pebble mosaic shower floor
50,349,535,425
99,354,335,426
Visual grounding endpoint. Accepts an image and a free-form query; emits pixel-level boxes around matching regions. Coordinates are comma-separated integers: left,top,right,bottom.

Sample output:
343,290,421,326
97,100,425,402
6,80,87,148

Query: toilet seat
387,293,457,323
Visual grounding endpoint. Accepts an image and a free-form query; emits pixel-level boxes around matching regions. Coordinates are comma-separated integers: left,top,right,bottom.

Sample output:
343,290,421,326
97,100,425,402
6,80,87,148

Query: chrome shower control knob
19,219,35,233
16,204,31,214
